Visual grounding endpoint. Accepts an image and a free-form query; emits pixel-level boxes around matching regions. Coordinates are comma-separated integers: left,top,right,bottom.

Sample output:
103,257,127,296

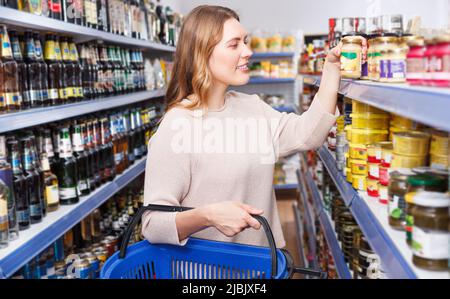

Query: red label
48,0,62,12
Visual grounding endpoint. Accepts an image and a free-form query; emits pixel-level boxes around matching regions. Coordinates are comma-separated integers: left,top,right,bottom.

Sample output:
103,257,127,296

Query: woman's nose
242,44,253,59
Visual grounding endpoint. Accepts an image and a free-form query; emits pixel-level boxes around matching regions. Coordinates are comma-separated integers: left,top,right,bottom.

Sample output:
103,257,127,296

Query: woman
142,5,366,248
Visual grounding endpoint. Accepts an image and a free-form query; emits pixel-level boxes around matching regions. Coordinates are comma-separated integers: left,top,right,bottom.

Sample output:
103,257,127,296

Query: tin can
101,239,115,258
85,254,100,279
95,250,108,267
74,259,92,279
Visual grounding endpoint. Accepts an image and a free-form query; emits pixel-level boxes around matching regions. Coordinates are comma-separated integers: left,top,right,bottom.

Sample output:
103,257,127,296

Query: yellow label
5,92,19,106
44,40,56,60
61,41,71,61
66,87,74,98
77,87,83,98
48,88,59,100
59,89,67,99
54,42,62,60
0,198,7,217
0,94,4,108
45,185,60,205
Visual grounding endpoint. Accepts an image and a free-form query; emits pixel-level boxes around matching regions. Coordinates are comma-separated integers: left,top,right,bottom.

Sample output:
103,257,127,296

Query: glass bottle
1,24,21,112
100,116,116,182
60,37,76,103
9,30,28,110
109,113,123,174
33,33,49,106
79,44,92,100
97,0,109,32
7,138,30,231
86,119,101,188
28,133,46,218
68,38,84,101
40,152,59,213
57,127,79,205
23,31,43,108
72,123,90,196
20,137,43,224
55,37,68,104
92,117,104,184
0,163,11,248
80,121,96,192
0,159,19,243
44,34,62,106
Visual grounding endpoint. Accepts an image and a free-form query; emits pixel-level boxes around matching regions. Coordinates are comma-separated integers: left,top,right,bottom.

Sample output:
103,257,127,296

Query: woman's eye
229,43,238,48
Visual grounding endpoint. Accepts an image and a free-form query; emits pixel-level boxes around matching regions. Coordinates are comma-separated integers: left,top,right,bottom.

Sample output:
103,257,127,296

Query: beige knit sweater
141,91,338,248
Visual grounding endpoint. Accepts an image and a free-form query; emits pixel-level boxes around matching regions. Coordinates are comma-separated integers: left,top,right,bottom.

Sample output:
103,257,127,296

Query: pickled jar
388,170,413,230
410,192,450,271
377,36,399,82
404,36,426,85
405,174,448,246
341,36,363,79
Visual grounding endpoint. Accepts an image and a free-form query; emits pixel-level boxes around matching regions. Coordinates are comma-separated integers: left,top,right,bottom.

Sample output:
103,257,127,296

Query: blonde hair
165,5,239,112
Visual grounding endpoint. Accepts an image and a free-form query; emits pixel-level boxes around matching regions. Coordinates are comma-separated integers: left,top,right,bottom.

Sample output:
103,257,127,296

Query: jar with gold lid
341,36,364,79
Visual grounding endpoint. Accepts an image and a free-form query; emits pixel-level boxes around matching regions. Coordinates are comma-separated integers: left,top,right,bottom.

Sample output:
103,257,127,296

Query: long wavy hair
165,5,239,112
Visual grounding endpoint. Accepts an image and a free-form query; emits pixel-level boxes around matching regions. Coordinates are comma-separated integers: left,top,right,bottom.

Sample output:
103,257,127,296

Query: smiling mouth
236,64,249,71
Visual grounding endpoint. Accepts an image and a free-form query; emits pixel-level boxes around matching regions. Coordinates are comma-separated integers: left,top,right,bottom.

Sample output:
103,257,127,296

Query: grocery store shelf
304,170,352,279
300,74,450,132
0,89,165,133
0,7,175,52
250,52,295,59
296,169,317,270
317,145,450,279
0,157,147,279
248,78,296,84
274,183,298,190
293,202,307,269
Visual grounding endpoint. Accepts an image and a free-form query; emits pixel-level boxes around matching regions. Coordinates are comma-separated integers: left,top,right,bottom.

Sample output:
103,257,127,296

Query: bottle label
65,87,74,98
0,199,7,218
72,132,83,151
45,185,60,205
44,41,56,60
59,187,77,200
49,0,62,13
17,209,30,223
0,95,4,107
5,93,20,106
389,59,406,79
29,203,42,217
48,88,59,100
77,181,88,193
114,153,122,165
134,148,142,158
412,226,449,259
41,89,48,100
76,87,83,98
27,90,39,104
59,88,67,99
2,41,12,58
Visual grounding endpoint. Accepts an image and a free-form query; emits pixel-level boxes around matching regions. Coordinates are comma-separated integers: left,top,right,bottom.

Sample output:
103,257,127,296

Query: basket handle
118,204,279,279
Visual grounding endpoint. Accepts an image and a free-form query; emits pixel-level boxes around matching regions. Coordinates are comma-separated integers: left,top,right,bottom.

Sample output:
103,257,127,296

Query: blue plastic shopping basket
100,204,326,279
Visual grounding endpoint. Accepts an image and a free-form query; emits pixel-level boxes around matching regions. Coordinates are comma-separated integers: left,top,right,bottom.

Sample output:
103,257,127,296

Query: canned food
351,129,389,145
350,113,390,130
378,184,389,205
345,125,352,141
101,239,115,258
391,153,427,169
430,153,448,170
351,159,368,175
367,143,381,163
74,259,91,279
368,162,380,180
94,250,108,266
393,131,431,156
86,254,100,279
352,101,385,114
390,114,419,130
367,178,379,198
349,144,367,160
379,141,393,167
346,168,353,183
389,126,412,141
430,130,449,156
352,175,367,191
379,166,390,186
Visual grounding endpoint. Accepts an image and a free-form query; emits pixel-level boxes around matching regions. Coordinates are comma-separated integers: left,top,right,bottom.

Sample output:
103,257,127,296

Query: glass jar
423,37,436,86
405,36,426,85
431,34,450,88
388,170,413,230
340,36,363,79
405,174,448,246
378,37,407,83
410,192,450,271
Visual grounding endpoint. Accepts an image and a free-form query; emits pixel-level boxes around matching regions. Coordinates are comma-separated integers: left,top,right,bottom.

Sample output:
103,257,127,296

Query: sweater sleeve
258,93,339,158
141,109,191,246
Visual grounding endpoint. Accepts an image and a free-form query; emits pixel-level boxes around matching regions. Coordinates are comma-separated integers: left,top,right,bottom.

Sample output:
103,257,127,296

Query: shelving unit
317,146,450,279
0,157,147,279
250,52,295,59
0,6,176,52
274,183,298,190
0,89,165,133
300,74,450,131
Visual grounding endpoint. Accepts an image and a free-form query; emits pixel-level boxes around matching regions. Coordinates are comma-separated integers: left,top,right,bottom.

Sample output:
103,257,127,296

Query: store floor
276,191,304,279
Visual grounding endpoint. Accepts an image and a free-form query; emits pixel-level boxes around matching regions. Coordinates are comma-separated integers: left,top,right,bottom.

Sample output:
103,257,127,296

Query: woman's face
208,18,253,87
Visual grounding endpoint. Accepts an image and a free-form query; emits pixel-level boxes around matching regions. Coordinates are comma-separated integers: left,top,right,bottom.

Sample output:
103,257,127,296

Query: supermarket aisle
276,194,304,279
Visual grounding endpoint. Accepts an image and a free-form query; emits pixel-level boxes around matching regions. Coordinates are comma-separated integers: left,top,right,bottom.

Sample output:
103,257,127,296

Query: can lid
406,191,450,207
350,113,390,119
393,131,430,140
407,174,446,187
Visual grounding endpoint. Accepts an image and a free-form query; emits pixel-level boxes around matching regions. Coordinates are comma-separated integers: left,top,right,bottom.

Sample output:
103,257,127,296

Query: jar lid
342,35,364,44
389,170,413,181
408,191,450,208
376,141,393,150
349,143,367,149
402,35,424,46
351,128,389,134
350,113,390,119
393,131,430,140
407,174,446,187
375,36,398,43
434,34,450,44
